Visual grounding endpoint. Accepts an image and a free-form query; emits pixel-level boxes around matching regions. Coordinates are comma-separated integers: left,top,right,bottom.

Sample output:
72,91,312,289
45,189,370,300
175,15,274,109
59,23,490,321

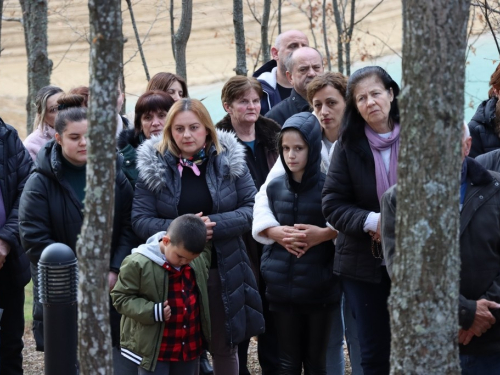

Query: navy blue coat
132,130,264,346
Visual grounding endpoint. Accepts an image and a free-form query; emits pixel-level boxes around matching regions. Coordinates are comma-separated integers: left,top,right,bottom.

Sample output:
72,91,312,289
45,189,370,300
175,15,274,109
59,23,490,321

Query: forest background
1,0,493,140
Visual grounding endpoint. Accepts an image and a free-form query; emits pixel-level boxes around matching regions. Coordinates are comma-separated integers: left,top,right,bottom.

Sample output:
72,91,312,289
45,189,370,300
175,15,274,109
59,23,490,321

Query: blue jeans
326,294,363,375
460,353,500,375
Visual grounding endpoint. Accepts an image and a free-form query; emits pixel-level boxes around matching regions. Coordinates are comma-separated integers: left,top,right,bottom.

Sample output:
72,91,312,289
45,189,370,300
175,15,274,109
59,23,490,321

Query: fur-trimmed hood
215,114,280,152
136,129,247,194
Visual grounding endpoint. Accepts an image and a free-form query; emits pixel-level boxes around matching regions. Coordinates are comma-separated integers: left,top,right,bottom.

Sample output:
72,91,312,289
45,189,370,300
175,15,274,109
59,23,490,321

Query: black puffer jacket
261,113,338,311
132,130,264,346
322,136,385,283
0,118,33,288
19,139,137,350
265,88,311,126
216,114,280,283
469,96,499,158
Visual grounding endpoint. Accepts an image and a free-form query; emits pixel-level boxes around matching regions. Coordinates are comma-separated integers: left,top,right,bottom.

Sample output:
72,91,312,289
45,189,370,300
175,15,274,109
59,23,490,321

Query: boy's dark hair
167,214,206,254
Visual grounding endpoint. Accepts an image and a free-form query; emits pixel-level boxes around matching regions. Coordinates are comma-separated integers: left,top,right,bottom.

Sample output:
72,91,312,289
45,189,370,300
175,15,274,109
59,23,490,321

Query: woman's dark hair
489,62,500,98
147,72,189,98
34,85,64,129
54,94,87,134
68,86,89,107
340,66,400,146
134,90,175,135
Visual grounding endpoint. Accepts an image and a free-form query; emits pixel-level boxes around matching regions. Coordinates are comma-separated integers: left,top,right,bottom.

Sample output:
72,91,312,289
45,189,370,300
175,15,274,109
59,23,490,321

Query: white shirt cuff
363,212,380,233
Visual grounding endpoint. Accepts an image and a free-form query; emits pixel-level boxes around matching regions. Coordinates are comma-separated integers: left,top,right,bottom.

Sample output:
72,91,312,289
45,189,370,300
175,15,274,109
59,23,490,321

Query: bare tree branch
358,28,402,58
481,0,500,56
353,0,384,26
2,15,22,23
126,0,150,80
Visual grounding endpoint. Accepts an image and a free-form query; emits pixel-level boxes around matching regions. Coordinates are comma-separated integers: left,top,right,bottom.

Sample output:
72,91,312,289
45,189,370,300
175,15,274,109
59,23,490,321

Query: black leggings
273,307,333,375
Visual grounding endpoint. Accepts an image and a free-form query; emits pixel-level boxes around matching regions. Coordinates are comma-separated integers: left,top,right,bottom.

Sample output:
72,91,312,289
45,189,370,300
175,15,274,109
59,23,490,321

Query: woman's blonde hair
158,98,221,156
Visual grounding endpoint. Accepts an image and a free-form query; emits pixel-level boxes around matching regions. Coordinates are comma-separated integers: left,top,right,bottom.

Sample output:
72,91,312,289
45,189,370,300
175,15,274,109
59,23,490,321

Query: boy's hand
163,300,171,321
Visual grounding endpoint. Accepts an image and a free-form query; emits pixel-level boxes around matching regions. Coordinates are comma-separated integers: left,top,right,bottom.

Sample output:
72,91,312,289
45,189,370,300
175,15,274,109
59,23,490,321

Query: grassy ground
24,280,33,325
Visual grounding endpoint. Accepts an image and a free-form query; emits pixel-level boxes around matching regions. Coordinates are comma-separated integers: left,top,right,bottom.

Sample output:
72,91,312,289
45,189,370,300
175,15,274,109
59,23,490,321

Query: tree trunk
278,0,282,34
173,0,192,81
391,1,471,373
332,0,344,74
170,0,176,61
0,0,4,57
77,0,122,373
233,0,247,75
345,0,355,75
261,0,271,62
322,0,331,71
19,0,52,135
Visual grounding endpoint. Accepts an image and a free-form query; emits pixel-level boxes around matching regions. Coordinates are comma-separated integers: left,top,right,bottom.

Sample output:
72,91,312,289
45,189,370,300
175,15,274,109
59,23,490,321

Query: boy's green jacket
111,231,211,372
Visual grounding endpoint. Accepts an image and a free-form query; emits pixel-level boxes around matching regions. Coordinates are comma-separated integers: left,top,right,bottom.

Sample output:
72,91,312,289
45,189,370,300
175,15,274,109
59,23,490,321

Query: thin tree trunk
233,0,247,75
345,0,355,75
170,0,176,61
126,0,150,81
0,0,4,57
278,0,282,34
19,0,52,135
77,0,123,372
332,0,344,74
261,0,271,62
173,0,192,81
391,0,471,373
323,0,331,71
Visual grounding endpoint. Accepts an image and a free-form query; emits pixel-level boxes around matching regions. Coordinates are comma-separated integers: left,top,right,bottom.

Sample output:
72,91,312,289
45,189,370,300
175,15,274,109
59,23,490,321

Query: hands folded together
263,224,337,258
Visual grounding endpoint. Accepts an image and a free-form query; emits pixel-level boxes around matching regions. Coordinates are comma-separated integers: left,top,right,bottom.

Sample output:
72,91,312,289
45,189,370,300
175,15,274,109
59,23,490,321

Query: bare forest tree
472,0,500,55
170,0,192,81
330,0,384,75
0,0,4,57
19,0,52,134
234,0,248,75
246,0,271,63
76,0,122,372
390,0,471,373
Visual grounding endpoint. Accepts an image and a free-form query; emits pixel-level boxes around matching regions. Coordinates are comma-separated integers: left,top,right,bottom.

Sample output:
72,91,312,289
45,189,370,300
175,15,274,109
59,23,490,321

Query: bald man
265,46,324,126
253,30,309,115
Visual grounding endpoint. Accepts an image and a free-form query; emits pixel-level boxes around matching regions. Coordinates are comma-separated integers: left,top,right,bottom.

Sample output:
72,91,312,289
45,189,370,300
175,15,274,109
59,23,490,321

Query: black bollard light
38,243,78,375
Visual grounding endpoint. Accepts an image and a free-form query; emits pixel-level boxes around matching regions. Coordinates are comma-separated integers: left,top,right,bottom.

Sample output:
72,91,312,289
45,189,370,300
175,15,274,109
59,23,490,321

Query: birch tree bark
172,0,192,81
76,0,122,372
19,0,52,134
390,1,471,373
234,0,247,75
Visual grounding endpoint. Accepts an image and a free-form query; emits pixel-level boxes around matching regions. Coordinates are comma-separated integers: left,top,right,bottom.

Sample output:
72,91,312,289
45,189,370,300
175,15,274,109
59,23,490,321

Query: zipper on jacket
150,270,168,371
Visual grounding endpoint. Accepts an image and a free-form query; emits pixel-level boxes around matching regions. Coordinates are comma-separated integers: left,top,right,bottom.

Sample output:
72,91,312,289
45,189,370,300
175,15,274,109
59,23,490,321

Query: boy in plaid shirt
112,214,211,374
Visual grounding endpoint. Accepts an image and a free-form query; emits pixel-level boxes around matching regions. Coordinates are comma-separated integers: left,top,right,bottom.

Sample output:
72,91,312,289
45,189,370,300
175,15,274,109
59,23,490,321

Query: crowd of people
0,28,499,375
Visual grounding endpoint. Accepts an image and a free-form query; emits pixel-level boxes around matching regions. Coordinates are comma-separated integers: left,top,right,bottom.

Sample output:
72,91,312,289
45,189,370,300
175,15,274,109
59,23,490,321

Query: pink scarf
364,123,400,201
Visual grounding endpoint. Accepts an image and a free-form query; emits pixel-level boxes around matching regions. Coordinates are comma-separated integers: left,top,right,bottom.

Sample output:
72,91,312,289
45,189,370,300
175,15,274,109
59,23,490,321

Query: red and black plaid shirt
157,262,202,362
